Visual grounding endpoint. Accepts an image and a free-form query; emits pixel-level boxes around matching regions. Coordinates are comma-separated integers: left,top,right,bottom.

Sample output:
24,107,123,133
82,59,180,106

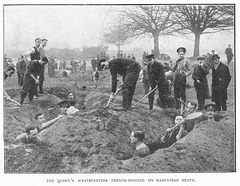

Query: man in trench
16,113,63,145
99,58,141,111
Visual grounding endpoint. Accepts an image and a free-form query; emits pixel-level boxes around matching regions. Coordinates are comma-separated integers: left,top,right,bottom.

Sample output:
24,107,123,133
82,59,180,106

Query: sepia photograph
1,1,237,185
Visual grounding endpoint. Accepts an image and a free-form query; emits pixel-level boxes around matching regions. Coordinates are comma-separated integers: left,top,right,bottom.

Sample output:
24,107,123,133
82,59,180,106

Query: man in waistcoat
38,38,48,94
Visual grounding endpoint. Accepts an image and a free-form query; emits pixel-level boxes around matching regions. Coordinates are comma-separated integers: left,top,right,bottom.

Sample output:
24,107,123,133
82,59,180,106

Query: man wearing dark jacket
192,55,210,110
16,55,27,86
211,54,231,111
100,58,141,111
20,57,48,105
146,54,168,110
225,44,233,66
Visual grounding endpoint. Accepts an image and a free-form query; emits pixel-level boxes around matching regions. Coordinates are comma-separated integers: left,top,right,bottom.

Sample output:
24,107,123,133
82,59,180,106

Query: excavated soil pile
101,114,235,173
4,65,235,173
38,92,173,173
4,88,173,173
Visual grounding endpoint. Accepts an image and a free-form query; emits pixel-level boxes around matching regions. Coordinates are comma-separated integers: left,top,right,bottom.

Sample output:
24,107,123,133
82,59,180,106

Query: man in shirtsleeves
22,38,42,98
38,38,48,94
172,47,192,109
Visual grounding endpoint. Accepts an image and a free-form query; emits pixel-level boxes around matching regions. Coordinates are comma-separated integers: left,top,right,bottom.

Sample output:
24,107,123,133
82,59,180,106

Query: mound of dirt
101,116,235,173
38,92,173,172
4,83,235,174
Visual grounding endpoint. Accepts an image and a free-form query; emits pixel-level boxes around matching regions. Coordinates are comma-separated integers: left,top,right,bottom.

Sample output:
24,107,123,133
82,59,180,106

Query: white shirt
67,106,79,116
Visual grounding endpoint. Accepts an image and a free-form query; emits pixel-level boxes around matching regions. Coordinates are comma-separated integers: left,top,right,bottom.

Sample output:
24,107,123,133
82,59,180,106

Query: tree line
101,5,234,58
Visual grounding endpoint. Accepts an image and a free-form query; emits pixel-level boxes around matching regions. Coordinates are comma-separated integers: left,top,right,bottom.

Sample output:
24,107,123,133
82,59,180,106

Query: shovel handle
133,86,157,107
8,98,22,106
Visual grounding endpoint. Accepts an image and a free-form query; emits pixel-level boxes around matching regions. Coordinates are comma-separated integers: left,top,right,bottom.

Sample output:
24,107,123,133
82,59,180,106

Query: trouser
197,98,205,110
215,99,227,111
148,77,168,110
143,78,150,95
20,77,36,105
174,73,186,109
38,79,44,93
122,64,141,109
17,73,24,86
92,65,97,72
227,56,233,65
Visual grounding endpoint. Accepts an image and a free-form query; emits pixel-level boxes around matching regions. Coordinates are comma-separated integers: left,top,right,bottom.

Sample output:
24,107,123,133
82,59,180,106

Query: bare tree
121,5,176,58
173,5,234,57
101,17,133,53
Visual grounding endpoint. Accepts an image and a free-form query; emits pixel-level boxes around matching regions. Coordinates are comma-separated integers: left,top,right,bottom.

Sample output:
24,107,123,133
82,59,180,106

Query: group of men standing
19,38,49,105
100,46,232,113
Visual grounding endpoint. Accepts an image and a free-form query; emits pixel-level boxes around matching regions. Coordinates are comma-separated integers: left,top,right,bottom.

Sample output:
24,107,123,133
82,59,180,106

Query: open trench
4,84,235,173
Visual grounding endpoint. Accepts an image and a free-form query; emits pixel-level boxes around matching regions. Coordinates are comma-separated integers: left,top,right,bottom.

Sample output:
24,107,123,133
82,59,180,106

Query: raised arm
39,114,64,131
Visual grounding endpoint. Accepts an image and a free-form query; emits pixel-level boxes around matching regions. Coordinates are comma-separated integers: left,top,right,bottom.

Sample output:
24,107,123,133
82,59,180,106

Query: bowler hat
204,104,216,111
211,54,220,61
177,47,186,53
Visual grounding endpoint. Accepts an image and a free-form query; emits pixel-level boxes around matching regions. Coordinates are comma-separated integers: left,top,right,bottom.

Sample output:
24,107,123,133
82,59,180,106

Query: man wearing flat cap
172,47,192,109
146,54,168,109
192,55,210,110
204,104,216,122
211,54,231,111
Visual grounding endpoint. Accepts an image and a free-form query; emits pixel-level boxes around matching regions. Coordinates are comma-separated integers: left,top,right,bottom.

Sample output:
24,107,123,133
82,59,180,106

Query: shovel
132,86,157,107
104,84,123,109
8,98,22,106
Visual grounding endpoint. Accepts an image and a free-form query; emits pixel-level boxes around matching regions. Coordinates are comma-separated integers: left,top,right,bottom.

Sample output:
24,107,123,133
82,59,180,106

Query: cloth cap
177,47,186,53
204,104,216,111
197,55,205,60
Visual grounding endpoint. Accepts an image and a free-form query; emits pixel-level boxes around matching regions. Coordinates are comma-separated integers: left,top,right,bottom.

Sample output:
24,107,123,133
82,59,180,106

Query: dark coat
22,60,42,92
109,57,140,93
211,62,231,102
147,60,166,87
16,60,27,74
192,64,210,100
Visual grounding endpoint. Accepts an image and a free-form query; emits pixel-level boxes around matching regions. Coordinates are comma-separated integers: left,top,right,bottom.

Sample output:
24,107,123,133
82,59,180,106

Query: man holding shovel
99,58,141,111
146,54,168,110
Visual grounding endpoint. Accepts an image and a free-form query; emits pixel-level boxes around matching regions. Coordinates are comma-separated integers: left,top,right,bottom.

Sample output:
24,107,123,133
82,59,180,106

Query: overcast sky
4,5,234,59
